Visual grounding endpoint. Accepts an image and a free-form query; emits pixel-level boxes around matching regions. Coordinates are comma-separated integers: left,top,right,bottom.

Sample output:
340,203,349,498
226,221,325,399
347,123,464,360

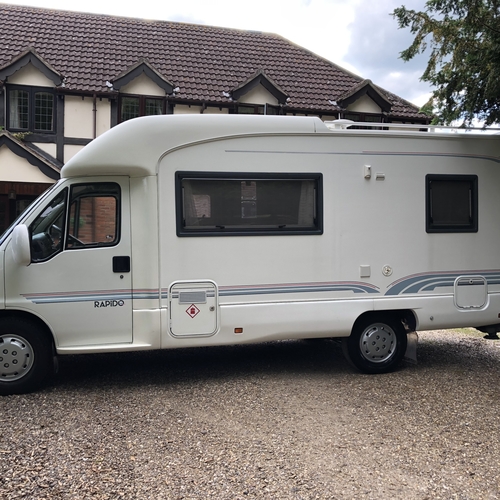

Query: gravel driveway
1,329,500,499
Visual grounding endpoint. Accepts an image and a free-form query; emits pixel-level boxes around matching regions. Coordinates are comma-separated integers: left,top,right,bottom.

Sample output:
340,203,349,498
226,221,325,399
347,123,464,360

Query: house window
235,104,281,115
120,96,164,122
176,171,323,236
237,104,265,115
8,86,55,132
426,174,478,233
343,113,384,129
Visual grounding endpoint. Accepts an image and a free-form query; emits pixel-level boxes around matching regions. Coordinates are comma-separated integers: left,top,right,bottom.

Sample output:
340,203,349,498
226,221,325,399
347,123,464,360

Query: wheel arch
0,310,55,350
343,309,414,374
352,309,417,335
0,311,58,395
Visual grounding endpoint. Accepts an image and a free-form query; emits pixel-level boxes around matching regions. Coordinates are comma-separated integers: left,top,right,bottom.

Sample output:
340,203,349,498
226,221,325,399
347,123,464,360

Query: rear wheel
343,316,407,374
0,318,53,395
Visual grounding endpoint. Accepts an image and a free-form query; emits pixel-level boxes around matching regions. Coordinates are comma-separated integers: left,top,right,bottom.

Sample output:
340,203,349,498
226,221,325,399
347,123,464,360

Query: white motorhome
1,115,500,394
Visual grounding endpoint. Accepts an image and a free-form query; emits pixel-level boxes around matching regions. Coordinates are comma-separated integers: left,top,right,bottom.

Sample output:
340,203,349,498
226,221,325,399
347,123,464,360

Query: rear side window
176,172,323,236
426,174,478,233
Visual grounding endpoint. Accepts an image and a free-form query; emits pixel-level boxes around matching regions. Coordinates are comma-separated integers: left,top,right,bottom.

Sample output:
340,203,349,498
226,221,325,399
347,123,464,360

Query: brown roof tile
0,3,425,120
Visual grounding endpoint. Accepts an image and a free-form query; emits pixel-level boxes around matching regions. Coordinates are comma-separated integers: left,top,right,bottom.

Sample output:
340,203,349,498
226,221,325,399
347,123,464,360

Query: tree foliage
393,0,500,125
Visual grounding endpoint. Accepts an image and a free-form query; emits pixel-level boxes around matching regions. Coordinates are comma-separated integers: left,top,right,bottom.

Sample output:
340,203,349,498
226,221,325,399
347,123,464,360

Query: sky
3,0,432,107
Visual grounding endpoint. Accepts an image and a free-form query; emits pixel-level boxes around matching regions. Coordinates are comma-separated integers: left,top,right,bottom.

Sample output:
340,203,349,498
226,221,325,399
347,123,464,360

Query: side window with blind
426,174,478,233
176,172,323,236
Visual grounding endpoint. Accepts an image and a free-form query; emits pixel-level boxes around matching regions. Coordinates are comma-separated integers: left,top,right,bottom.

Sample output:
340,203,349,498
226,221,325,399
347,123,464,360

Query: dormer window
8,85,55,133
231,71,287,116
343,112,385,129
119,95,165,122
111,60,173,123
237,104,264,115
236,103,281,115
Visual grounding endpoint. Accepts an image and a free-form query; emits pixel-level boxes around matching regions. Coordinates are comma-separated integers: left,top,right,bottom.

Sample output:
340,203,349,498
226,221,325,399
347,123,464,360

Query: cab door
5,178,133,348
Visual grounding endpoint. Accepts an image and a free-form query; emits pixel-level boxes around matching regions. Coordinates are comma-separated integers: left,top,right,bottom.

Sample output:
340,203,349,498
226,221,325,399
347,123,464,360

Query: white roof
61,114,500,179
61,114,328,178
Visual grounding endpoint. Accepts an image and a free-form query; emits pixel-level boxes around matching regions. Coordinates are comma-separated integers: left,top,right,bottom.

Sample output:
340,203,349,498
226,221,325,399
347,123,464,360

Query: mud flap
404,331,418,364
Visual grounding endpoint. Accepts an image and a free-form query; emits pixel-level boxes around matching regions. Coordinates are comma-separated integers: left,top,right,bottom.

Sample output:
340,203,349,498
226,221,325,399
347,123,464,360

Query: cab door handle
113,256,130,273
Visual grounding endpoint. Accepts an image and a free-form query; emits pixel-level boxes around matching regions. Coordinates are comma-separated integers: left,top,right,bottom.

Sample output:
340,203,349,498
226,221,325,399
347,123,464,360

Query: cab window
67,183,120,248
30,189,67,262
29,183,121,262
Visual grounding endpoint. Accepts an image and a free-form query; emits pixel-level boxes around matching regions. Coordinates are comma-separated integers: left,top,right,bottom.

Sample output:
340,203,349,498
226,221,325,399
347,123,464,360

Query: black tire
342,316,407,374
0,318,54,396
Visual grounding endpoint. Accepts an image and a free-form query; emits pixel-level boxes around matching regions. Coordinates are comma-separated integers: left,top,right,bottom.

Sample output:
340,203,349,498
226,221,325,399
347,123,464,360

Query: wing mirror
11,225,31,266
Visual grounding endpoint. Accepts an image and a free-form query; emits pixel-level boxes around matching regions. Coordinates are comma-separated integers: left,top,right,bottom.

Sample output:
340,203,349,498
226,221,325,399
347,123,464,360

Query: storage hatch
454,276,487,309
169,281,219,337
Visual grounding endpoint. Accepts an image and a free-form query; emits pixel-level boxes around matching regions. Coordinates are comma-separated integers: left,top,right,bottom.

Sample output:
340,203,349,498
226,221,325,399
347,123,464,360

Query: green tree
393,0,500,125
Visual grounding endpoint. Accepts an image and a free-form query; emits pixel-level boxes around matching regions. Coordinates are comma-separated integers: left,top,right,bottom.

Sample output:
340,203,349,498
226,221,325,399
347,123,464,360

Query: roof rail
324,120,500,134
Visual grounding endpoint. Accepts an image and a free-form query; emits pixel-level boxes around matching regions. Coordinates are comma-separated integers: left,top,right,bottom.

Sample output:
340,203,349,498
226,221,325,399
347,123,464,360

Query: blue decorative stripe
219,282,379,296
385,271,500,296
22,289,159,304
23,281,380,304
28,271,500,304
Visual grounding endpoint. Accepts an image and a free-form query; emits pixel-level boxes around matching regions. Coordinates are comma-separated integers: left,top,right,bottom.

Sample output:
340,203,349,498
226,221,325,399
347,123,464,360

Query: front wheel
0,318,53,395
343,316,407,374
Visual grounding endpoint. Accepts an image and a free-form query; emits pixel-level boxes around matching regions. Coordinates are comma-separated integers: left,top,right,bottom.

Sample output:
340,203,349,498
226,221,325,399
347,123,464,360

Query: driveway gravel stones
1,329,500,499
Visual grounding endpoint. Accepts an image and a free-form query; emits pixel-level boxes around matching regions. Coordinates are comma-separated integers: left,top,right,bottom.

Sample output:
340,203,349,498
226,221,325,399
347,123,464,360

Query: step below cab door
168,281,219,337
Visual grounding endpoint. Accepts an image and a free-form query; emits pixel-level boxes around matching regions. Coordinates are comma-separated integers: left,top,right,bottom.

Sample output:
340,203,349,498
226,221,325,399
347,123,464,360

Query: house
0,3,429,233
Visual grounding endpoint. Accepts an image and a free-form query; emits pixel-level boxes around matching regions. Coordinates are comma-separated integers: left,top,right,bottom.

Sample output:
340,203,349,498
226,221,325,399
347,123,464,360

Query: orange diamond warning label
186,304,200,318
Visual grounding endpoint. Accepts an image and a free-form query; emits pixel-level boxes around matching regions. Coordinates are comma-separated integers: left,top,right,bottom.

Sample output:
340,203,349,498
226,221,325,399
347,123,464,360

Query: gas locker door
168,281,219,337
5,178,133,347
